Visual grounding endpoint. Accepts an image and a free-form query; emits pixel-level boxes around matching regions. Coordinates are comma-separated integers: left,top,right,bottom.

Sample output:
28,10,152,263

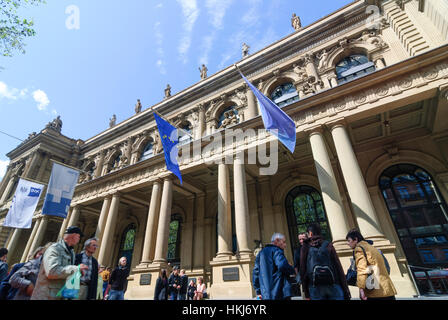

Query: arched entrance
285,186,332,251
379,164,448,294
117,223,136,268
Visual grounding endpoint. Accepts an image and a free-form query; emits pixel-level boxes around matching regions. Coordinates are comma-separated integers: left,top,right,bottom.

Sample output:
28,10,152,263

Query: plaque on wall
140,273,152,285
222,267,239,281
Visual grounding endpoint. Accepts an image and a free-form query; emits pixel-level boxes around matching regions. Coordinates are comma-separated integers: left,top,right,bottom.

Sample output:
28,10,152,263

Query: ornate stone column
0,165,12,197
153,178,173,264
67,205,81,227
193,193,205,268
245,86,258,120
329,72,338,88
93,151,105,179
0,174,18,203
58,208,72,240
330,122,386,242
35,153,49,181
21,218,41,262
233,158,252,255
23,151,41,178
197,104,206,139
97,192,121,265
216,164,233,257
6,228,23,264
308,128,350,247
28,215,49,258
95,196,112,252
140,181,162,264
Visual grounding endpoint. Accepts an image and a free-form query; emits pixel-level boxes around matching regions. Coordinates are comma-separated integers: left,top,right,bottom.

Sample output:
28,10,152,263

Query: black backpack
306,241,336,286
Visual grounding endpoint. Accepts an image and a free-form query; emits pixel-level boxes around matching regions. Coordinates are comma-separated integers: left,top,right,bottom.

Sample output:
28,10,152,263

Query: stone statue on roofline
135,99,142,114
291,13,302,31
45,116,63,133
242,43,250,58
164,84,171,99
199,64,208,80
109,114,116,128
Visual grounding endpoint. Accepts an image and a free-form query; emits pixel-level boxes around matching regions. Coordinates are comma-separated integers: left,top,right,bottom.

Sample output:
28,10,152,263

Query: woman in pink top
194,276,206,300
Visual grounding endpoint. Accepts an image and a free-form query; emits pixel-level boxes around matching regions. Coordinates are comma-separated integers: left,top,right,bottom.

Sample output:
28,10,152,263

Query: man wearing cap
31,226,88,300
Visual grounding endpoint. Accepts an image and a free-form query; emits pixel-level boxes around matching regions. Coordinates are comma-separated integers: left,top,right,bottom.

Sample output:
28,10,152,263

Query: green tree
0,0,45,57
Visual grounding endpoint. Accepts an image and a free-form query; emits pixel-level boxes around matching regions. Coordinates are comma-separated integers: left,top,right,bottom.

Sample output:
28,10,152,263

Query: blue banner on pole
42,162,80,218
238,70,296,154
153,113,183,185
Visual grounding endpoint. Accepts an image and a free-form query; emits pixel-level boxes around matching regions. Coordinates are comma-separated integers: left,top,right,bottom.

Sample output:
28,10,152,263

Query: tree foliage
0,0,45,57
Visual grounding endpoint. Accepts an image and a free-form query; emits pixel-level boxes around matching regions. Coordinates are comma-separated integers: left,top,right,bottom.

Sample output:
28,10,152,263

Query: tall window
270,82,299,107
285,186,332,251
118,223,136,268
380,164,448,294
168,214,182,263
335,54,375,84
140,141,154,161
178,122,193,146
112,152,122,169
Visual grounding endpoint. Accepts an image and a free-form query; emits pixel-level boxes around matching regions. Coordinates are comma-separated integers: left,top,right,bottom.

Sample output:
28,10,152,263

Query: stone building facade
1,0,448,298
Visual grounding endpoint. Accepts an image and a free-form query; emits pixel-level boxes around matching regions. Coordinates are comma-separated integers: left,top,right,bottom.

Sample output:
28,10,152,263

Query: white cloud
154,21,166,74
199,33,215,66
205,0,234,29
33,89,50,111
52,109,58,116
155,3,163,8
0,160,9,181
176,0,199,63
0,81,20,100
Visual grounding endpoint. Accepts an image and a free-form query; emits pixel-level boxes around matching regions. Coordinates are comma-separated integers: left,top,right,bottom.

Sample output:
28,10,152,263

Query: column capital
304,124,325,136
325,117,348,132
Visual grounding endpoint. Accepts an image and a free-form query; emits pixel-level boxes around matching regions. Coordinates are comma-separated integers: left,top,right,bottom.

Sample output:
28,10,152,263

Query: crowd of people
0,222,397,301
253,222,397,300
0,226,131,300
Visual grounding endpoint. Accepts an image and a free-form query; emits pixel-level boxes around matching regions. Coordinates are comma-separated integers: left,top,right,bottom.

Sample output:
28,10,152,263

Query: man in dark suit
75,237,99,300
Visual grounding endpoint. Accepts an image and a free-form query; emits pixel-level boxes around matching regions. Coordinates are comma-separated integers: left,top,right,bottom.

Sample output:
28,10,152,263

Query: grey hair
271,233,286,243
83,237,99,250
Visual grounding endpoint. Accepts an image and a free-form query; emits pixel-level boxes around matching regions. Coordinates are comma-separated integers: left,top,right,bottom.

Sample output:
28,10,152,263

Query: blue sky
0,0,353,179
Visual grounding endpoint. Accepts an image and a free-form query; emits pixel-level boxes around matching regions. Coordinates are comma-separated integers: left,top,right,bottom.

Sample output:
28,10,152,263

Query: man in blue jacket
252,233,295,300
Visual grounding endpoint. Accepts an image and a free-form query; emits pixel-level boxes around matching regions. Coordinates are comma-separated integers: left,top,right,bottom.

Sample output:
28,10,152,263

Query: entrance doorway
117,223,136,269
379,164,448,295
285,185,332,252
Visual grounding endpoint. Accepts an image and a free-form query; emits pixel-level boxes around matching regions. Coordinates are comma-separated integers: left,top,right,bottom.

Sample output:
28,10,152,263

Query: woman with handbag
346,229,397,300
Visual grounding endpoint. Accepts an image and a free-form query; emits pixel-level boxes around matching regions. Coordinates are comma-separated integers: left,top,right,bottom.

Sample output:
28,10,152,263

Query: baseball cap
64,226,84,237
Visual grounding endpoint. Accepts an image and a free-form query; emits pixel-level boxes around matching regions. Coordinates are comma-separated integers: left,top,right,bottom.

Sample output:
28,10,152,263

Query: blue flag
153,113,183,185
238,71,296,153
42,163,80,218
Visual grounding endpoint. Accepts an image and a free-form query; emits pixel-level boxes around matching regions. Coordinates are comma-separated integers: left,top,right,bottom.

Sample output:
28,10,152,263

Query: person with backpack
252,233,296,300
346,229,397,300
300,223,351,300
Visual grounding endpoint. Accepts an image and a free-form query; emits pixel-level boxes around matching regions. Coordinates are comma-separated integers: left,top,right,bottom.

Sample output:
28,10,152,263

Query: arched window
335,54,375,84
217,106,239,129
118,223,136,268
380,164,448,294
168,214,182,263
112,152,122,169
140,141,154,161
285,186,332,251
270,82,299,108
178,122,193,146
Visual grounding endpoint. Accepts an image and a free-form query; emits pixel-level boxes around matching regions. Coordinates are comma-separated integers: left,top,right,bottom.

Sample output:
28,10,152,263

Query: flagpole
18,176,48,186
150,107,194,139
